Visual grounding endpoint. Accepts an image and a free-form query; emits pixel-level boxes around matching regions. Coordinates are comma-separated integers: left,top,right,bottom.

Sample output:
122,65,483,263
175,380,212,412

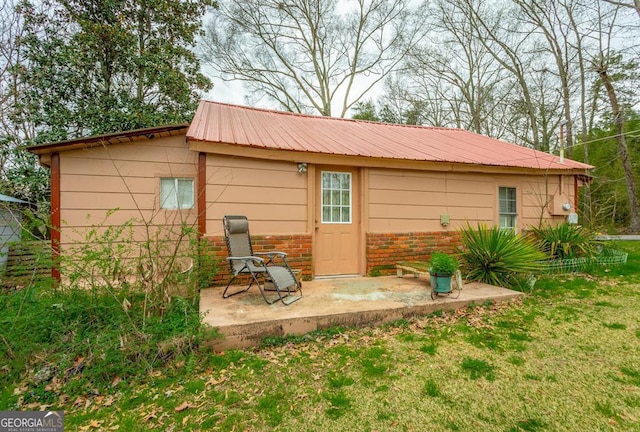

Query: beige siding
205,154,308,235
367,169,575,233
520,175,572,228
59,134,198,246
58,135,578,246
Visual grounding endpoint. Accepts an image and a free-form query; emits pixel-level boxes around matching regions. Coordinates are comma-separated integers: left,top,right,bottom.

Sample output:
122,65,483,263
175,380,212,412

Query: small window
321,171,352,223
160,178,194,209
499,187,517,230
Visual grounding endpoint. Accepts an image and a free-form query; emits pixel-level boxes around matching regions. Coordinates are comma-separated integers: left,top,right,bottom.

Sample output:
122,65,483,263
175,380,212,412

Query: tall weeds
1,209,218,405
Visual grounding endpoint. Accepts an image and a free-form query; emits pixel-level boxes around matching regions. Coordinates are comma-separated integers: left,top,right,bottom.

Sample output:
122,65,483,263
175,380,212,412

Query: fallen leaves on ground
174,401,191,412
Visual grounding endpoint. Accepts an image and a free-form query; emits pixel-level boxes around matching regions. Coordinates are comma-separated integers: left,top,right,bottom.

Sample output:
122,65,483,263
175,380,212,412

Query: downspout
197,152,207,237
574,175,579,214
50,153,61,282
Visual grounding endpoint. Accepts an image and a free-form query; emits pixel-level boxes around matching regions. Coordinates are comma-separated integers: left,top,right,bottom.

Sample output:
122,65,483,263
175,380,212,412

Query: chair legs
222,271,302,305
272,282,302,305
222,273,254,298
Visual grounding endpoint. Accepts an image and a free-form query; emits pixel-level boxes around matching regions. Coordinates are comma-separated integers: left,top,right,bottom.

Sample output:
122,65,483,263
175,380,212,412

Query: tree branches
201,0,427,117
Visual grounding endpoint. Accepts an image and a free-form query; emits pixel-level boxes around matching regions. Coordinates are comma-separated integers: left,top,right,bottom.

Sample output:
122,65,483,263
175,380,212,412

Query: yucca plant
458,224,545,288
528,223,596,260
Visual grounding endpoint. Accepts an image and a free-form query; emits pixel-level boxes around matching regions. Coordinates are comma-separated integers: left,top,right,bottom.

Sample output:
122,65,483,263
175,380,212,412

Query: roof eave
28,124,190,156
188,139,593,176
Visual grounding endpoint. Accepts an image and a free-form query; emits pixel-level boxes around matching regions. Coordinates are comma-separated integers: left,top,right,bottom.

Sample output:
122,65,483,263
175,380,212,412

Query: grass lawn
3,241,640,431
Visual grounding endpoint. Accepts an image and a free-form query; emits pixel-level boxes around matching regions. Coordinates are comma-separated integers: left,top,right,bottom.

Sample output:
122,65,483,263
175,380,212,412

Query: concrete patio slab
200,275,524,351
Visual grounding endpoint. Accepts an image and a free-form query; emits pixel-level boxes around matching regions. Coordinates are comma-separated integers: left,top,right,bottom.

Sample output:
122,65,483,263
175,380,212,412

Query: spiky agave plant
528,223,597,260
458,224,544,288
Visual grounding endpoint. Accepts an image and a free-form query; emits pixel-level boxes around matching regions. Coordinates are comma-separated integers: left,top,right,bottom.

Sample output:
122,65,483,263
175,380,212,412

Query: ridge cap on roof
198,99,458,132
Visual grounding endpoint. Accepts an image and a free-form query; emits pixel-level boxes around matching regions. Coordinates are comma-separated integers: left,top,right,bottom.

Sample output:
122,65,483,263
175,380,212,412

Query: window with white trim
499,186,517,230
321,171,352,223
160,178,194,209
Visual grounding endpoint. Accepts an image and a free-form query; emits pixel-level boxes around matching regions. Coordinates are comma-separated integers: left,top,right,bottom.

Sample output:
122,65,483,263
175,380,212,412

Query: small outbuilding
0,193,29,271
29,101,592,282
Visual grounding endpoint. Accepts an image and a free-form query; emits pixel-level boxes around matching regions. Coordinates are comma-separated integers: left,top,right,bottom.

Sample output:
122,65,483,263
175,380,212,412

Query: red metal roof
188,101,592,171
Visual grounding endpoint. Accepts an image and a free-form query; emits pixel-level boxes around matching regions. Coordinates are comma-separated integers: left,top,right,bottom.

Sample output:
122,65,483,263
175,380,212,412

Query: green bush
458,224,544,288
429,252,459,274
528,223,597,260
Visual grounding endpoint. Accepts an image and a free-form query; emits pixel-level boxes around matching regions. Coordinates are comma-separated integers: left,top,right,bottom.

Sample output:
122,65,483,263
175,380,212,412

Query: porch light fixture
297,162,308,173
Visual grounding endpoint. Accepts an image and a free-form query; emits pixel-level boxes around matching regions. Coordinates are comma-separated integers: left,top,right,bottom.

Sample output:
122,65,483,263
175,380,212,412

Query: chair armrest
226,256,265,264
254,251,287,258
254,251,288,265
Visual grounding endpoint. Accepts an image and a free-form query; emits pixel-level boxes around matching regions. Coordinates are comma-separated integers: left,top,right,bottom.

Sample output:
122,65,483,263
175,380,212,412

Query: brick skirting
203,231,460,286
202,234,312,286
366,231,461,275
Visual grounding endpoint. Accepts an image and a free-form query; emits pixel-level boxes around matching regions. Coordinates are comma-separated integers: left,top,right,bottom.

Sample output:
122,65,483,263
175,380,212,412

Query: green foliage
260,326,348,348
458,224,545,288
529,223,597,260
61,212,215,316
3,239,640,429
351,100,380,122
0,207,219,404
419,343,438,355
0,141,50,208
573,112,640,229
429,252,459,275
20,206,51,240
350,96,428,125
15,0,215,144
368,264,395,276
0,283,206,396
197,239,219,289
322,390,351,419
422,378,441,397
460,357,496,381
602,322,626,330
327,372,354,389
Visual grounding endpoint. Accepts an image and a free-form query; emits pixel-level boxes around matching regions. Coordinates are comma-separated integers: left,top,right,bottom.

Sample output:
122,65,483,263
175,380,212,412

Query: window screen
499,186,516,230
160,178,194,209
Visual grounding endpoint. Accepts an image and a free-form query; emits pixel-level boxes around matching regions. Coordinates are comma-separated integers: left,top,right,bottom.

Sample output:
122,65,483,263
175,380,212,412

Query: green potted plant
429,252,459,294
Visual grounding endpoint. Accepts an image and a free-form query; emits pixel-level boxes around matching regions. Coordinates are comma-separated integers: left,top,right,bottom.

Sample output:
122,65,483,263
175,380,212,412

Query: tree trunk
596,66,640,232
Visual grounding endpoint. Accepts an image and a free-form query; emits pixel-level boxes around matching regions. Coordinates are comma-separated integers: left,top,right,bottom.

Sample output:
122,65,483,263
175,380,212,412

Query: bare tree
590,0,640,232
381,74,454,127
457,0,545,149
602,0,640,17
401,0,512,136
201,0,427,117
595,60,640,231
513,0,580,156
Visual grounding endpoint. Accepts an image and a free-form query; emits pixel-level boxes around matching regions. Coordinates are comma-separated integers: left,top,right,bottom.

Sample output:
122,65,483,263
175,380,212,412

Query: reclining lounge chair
222,215,302,305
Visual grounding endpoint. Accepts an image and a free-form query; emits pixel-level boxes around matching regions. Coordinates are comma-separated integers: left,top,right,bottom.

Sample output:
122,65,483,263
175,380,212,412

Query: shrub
429,252,459,274
0,208,220,404
528,223,597,260
458,224,544,288
62,211,217,316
